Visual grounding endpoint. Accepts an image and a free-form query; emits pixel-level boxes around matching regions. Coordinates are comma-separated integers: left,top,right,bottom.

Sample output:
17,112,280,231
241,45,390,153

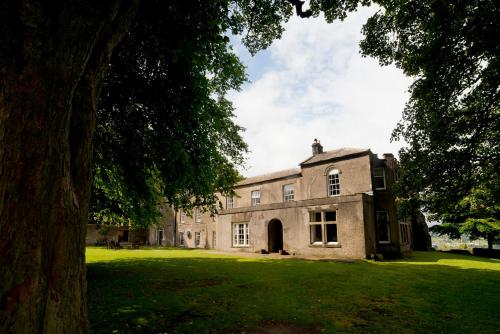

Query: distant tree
432,180,500,250
359,0,500,246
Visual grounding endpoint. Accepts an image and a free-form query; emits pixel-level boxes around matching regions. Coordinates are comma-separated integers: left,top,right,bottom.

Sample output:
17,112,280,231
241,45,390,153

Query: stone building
86,204,176,246
176,140,412,258
175,207,217,249
87,140,414,258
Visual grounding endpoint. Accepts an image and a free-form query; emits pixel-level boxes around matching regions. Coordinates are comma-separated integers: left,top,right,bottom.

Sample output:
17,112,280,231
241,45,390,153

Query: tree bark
487,234,494,251
0,1,139,332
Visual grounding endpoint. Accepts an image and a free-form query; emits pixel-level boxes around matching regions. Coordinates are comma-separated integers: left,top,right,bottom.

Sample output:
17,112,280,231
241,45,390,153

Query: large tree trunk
487,234,494,251
0,1,139,332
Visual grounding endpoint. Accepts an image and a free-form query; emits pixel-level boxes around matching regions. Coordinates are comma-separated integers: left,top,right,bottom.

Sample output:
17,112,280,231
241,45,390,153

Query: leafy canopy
91,1,250,226
90,0,369,227
360,0,500,243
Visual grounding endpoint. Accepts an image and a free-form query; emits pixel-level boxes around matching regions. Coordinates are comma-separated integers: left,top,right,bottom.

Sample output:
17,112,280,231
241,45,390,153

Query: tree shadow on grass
87,254,500,334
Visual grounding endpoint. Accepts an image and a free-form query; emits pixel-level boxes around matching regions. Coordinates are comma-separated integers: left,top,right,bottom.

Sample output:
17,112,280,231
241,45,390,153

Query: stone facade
85,224,148,245
176,207,217,249
86,204,176,246
147,204,177,246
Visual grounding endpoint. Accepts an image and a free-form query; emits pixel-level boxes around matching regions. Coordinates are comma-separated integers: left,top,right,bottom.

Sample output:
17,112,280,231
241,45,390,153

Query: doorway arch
268,219,283,253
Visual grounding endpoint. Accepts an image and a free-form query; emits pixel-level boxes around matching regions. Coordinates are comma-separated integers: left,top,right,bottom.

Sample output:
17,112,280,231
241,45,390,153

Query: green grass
87,248,500,333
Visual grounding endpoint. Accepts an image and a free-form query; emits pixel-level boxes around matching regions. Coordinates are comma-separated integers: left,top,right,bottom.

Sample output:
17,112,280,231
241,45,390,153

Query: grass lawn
87,248,500,333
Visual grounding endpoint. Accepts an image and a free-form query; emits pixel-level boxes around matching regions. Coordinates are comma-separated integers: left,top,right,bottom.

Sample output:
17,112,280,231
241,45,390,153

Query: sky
227,5,413,178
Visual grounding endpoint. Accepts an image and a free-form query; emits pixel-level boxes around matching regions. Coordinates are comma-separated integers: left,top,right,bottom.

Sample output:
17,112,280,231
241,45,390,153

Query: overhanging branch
287,0,313,18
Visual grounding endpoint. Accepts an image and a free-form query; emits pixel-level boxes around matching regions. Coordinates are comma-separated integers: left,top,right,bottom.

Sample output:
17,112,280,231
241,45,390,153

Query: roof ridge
300,147,371,166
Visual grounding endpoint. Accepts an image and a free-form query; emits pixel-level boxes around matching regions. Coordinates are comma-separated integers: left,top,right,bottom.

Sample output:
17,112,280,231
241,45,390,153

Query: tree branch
287,0,312,18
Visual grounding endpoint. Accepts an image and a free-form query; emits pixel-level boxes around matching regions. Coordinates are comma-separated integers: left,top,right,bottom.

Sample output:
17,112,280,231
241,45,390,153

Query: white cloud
229,7,412,177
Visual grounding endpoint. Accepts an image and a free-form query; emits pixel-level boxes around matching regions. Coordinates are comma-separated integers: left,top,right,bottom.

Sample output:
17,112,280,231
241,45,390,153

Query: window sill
378,241,391,244
309,244,341,248
232,245,250,248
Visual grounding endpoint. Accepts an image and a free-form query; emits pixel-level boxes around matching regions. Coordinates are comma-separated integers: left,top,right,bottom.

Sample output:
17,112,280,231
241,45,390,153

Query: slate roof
300,147,370,166
237,168,302,187
237,148,370,187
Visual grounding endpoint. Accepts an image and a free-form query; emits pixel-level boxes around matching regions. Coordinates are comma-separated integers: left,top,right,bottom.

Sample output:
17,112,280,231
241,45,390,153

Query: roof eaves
236,170,302,187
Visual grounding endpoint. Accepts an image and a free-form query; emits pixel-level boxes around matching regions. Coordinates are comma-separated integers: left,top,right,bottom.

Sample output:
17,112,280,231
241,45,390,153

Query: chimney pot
312,139,324,155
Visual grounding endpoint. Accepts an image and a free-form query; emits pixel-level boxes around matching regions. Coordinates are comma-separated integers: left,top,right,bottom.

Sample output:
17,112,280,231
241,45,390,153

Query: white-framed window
226,196,234,209
309,211,338,245
179,232,184,246
377,210,390,244
212,231,217,247
327,169,340,196
195,207,201,223
251,190,260,206
374,167,386,190
195,232,201,247
232,223,249,247
180,209,186,224
399,221,411,244
283,184,294,202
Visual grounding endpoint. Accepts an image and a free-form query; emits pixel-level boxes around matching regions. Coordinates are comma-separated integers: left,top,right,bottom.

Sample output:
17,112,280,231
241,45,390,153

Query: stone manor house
87,140,416,258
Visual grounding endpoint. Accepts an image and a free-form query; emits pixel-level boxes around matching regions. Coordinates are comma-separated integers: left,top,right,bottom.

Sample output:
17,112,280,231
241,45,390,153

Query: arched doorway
268,219,283,253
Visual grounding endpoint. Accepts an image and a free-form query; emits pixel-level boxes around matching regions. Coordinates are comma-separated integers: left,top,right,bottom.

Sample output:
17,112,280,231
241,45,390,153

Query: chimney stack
312,139,323,155
383,153,395,168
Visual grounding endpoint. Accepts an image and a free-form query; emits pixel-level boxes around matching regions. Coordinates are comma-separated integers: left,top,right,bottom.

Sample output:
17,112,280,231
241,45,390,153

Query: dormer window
374,167,386,190
327,169,340,196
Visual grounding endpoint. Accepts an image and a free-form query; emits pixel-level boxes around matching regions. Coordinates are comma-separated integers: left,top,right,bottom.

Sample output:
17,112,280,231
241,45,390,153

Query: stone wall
217,194,371,258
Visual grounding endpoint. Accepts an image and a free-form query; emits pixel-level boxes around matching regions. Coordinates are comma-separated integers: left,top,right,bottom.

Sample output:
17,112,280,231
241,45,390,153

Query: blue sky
228,6,412,177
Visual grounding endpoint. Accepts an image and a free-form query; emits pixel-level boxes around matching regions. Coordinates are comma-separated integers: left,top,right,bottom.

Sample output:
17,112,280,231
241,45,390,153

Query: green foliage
90,0,372,227
97,225,113,237
91,1,256,226
431,223,462,240
461,218,500,239
360,0,500,241
309,0,370,22
431,181,500,248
